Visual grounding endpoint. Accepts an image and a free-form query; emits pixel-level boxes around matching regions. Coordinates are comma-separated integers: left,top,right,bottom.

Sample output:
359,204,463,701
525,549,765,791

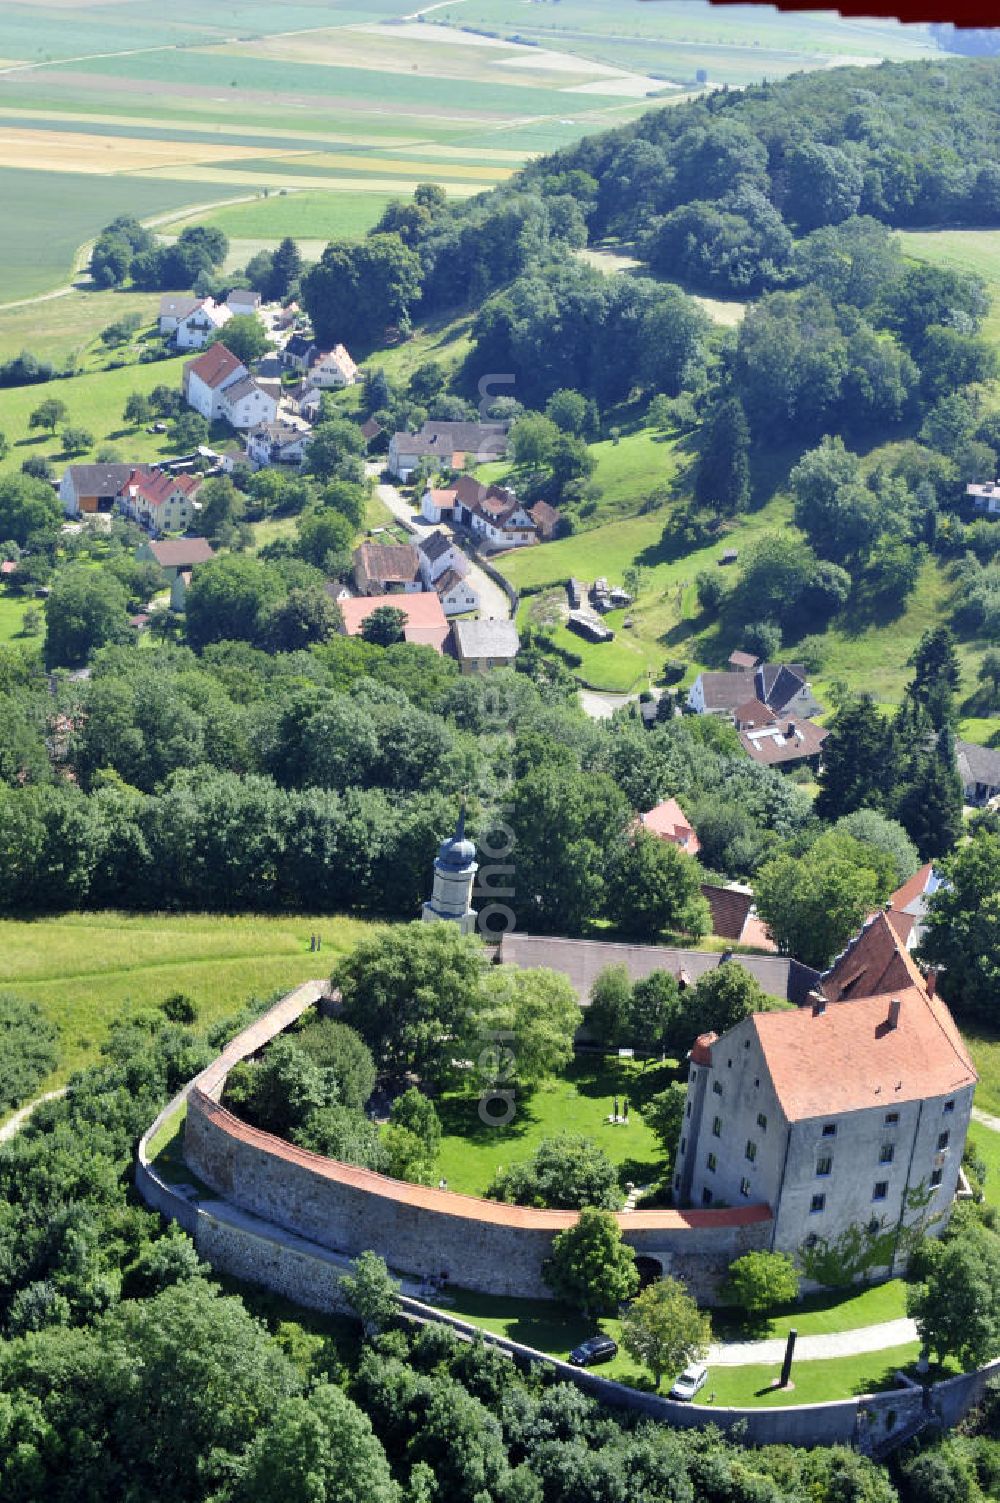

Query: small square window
745,1140,757,1163
938,1131,950,1151
930,1168,943,1187
739,1176,751,1197
712,1116,722,1138
873,1181,888,1201
944,1099,955,1114
879,1144,894,1165
822,1123,837,1138
712,1080,723,1096
707,1152,717,1173
757,1112,768,1131
702,1187,713,1206
810,1194,826,1214
754,1077,760,1089
816,1156,833,1177
885,1112,899,1126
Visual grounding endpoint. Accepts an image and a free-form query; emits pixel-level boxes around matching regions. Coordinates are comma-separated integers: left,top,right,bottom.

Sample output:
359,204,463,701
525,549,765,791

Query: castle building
421,811,478,934
673,913,976,1282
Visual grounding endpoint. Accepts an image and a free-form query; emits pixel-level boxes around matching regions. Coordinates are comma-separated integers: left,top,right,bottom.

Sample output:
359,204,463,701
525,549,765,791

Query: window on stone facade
885,1112,899,1125
707,1153,717,1172
712,1117,722,1137
757,1112,767,1131
740,1177,751,1197
686,1101,691,1117
712,1081,723,1096
931,1168,943,1187
680,1137,687,1154
810,1194,826,1213
879,1144,894,1164
816,1156,832,1177
873,1181,888,1201
754,1078,760,1089
804,1233,818,1248
938,1131,950,1151
745,1140,757,1163
822,1123,837,1137
702,1187,713,1205
674,1174,681,1190
944,1100,955,1114
744,1038,751,1048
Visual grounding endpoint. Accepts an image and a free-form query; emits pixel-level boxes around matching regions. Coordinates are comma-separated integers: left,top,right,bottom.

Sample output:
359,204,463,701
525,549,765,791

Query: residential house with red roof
136,536,215,581
121,468,203,534
640,797,700,855
353,541,423,596
673,911,976,1281
338,593,450,653
183,344,248,422
453,476,537,550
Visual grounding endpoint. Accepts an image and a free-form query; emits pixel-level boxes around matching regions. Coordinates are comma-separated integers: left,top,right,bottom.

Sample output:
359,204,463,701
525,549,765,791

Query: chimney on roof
887,998,901,1031
787,721,796,735
926,968,938,998
809,989,826,1017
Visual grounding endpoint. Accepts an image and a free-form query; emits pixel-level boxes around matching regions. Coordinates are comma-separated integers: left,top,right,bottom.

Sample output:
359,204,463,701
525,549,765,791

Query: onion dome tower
421,807,478,935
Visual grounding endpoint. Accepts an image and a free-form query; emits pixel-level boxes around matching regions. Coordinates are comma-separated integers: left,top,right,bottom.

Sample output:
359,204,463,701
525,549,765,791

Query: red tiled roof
889,863,935,915
185,343,244,390
733,697,774,727
359,417,382,441
131,469,201,506
192,1090,770,1230
641,797,700,854
691,1031,718,1066
752,982,976,1121
427,487,457,510
339,592,449,651
821,911,927,1003
0,560,17,576
738,717,828,766
729,650,758,670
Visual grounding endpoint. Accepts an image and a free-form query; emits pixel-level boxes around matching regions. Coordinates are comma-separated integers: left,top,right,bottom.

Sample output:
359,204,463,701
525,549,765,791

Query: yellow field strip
287,151,512,180
0,125,288,174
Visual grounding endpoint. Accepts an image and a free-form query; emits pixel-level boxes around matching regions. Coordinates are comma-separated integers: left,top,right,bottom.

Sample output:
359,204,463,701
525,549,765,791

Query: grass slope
0,910,377,1090
164,189,398,243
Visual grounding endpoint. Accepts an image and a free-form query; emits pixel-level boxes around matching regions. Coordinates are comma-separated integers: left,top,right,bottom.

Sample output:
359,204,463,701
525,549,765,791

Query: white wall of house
687,676,708,714
186,369,245,422
419,540,463,585
223,386,279,431
438,579,479,616
176,302,231,351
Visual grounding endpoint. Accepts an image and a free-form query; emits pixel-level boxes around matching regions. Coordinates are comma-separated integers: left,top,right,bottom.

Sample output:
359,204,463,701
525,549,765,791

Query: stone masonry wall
184,1090,771,1300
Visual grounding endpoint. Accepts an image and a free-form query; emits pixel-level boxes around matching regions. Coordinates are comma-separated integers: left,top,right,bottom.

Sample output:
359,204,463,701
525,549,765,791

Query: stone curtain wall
184,1089,771,1300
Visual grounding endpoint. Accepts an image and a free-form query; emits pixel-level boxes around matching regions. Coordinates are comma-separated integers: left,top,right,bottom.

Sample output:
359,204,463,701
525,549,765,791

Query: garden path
707,1316,918,1367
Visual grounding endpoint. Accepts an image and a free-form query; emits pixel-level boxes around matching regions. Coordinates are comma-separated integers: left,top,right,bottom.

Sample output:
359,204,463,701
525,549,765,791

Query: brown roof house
688,662,821,721
387,420,509,481
136,536,215,582
700,883,777,952
59,462,136,518
673,910,976,1281
453,476,537,550
738,716,829,770
353,541,423,596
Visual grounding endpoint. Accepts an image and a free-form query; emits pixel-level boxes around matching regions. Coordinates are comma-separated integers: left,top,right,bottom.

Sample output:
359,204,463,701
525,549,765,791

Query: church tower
422,809,478,934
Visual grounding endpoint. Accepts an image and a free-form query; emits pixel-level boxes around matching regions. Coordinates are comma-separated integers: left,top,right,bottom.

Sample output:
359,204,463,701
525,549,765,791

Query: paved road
707,1316,918,1368
973,1106,1000,1133
370,470,511,622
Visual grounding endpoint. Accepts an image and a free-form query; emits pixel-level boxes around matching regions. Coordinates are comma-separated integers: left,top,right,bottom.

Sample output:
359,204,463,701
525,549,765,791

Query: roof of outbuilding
64,462,137,495
354,541,421,583
338,592,449,650
419,531,454,563
956,738,1000,788
146,537,215,568
452,618,520,659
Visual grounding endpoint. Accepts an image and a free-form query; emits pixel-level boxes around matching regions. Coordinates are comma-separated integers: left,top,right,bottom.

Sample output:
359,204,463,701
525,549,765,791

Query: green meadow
0,910,378,1091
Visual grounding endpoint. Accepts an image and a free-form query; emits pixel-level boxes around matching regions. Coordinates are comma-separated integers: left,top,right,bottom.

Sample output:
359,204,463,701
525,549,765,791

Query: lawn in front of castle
434,1053,671,1198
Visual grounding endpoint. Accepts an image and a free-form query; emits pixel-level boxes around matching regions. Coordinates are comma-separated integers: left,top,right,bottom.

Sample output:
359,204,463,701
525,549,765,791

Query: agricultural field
897,228,1000,345
0,1,939,302
0,910,377,1093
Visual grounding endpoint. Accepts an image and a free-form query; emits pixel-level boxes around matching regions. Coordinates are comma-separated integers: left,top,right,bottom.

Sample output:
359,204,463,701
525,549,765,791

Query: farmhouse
183,344,248,422
688,662,822,721
388,420,509,481
282,334,316,373
136,536,215,581
220,375,279,432
956,738,1000,805
158,295,200,336
245,421,311,469
451,618,520,673
339,592,450,653
673,912,975,1280
433,569,479,617
59,461,135,518
738,716,829,771
453,476,537,549
353,541,423,596
417,530,464,585
309,344,358,388
420,486,458,525
121,468,202,534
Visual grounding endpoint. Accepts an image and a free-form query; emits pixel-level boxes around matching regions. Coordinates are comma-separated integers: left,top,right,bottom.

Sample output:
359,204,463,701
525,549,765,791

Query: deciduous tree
544,1206,638,1315
621,1276,710,1388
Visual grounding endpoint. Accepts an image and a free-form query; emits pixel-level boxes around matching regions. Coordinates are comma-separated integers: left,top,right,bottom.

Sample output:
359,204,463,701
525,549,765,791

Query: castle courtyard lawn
435,1055,673,1197
693,1344,923,1408
0,910,378,1101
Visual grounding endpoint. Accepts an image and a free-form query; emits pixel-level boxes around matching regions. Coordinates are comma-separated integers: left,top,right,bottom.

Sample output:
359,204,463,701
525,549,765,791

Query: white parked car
669,1362,708,1401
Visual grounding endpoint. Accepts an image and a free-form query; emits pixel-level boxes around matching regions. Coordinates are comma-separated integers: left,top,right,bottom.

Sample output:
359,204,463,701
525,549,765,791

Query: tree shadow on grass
436,1089,540,1147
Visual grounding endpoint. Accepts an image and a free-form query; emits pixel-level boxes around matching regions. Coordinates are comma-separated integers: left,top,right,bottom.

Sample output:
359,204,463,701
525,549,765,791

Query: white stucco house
170,297,233,351
246,422,311,469
434,568,479,617
220,375,279,431
310,344,358,389
183,344,249,422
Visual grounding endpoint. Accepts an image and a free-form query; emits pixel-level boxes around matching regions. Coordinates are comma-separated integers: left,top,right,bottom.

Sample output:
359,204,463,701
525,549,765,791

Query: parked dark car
568,1335,617,1367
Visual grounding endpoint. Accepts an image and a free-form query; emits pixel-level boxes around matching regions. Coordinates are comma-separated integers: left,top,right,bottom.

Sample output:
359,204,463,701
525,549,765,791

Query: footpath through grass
0,910,377,1089
436,1055,672,1196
